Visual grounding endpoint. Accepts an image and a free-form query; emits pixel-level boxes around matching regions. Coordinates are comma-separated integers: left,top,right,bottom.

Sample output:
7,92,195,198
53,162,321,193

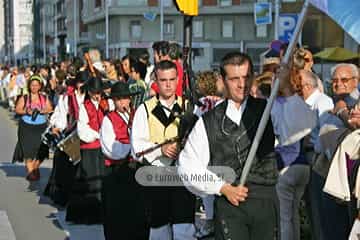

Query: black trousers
214,190,279,240
146,185,196,228
102,163,149,240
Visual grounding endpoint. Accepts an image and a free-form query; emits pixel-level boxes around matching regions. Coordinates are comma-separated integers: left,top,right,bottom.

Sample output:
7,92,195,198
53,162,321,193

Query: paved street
0,107,108,240
0,107,68,240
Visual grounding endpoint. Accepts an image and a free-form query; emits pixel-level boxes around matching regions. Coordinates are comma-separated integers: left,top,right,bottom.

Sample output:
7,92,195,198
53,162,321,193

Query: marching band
4,40,360,240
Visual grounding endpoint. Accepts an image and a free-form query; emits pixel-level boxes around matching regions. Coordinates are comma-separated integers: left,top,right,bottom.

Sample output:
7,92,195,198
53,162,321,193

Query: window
219,0,232,7
302,15,343,55
164,20,175,37
95,0,102,8
163,0,172,7
222,20,233,38
213,48,239,63
127,48,148,57
246,47,268,72
130,21,142,39
193,20,203,38
118,0,147,6
193,48,205,57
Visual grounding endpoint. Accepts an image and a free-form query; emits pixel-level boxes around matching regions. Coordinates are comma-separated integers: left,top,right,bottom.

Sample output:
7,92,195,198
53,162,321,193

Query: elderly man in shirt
313,63,359,240
298,69,334,240
178,52,278,240
332,63,359,121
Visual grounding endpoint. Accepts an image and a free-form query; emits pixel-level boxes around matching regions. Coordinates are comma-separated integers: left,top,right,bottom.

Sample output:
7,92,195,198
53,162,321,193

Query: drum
41,126,63,148
57,130,81,164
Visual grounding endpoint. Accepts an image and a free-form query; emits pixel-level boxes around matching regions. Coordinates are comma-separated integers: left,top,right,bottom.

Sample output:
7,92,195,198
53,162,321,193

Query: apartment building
65,0,90,58
79,0,276,71
0,0,5,62
3,0,34,65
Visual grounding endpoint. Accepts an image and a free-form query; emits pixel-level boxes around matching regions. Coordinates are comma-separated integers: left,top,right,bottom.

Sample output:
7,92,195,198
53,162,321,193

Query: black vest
202,97,278,186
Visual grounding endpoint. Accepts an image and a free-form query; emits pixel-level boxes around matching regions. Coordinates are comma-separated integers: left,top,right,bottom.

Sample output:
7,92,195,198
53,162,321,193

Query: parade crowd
0,40,359,240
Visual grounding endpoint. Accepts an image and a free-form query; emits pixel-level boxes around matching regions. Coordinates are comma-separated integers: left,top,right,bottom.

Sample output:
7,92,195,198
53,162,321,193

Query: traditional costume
100,81,149,239
178,97,280,240
66,77,109,224
44,71,87,206
131,95,196,240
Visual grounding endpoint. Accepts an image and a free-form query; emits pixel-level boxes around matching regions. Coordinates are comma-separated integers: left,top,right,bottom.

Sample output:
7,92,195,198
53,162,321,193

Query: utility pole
42,7,46,64
160,0,164,41
55,2,58,62
74,0,77,57
105,0,109,58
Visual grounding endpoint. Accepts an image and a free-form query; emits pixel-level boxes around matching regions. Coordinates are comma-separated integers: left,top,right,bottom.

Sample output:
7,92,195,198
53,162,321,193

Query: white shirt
131,99,177,167
100,112,131,160
305,89,334,153
49,92,85,131
177,99,247,197
78,99,101,143
78,98,115,143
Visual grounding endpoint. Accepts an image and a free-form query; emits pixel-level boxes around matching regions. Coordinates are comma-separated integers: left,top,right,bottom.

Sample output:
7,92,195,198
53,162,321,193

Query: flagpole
239,0,310,186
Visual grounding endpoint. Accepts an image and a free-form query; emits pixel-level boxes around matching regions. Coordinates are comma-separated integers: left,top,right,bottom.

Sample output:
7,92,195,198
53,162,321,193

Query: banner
310,0,360,43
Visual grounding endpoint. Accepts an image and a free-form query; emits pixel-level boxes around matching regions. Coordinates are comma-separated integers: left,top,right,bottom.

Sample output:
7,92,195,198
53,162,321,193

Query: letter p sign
278,14,298,43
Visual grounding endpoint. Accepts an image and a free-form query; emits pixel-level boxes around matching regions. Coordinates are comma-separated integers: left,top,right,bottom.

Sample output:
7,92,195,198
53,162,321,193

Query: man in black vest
178,52,279,240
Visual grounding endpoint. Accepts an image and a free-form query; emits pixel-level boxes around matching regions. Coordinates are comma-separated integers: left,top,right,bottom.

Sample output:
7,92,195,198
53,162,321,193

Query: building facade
36,0,55,63
3,0,34,65
0,0,5,63
77,0,359,72
65,0,90,58
80,0,275,71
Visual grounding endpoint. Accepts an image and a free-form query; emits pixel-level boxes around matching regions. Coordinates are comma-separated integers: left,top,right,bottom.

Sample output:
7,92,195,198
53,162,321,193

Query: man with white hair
331,63,359,120
314,63,360,240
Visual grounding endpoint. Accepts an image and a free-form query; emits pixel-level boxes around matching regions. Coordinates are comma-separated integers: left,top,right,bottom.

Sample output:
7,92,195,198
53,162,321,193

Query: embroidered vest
67,86,80,122
80,99,105,149
104,111,130,166
144,96,183,145
202,98,278,186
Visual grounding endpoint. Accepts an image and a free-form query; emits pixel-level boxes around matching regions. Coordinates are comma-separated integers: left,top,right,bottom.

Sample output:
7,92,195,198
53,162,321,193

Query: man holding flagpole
178,52,279,240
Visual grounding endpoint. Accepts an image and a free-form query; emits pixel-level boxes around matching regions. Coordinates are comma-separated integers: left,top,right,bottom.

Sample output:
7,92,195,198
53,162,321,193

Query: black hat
103,80,113,90
75,70,89,83
82,76,104,93
110,81,140,98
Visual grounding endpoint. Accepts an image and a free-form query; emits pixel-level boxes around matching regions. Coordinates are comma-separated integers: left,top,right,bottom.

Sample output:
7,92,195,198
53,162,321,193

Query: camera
31,108,40,121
